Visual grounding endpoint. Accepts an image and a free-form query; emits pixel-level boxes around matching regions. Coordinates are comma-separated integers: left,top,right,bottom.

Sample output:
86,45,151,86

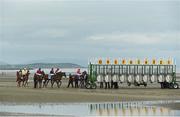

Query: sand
0,76,180,116
0,76,180,103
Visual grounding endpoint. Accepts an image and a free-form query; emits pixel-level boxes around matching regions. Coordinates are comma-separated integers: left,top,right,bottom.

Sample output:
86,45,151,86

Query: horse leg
39,81,40,88
33,78,36,88
18,82,20,87
46,80,49,87
59,80,62,87
17,80,19,87
18,81,20,87
23,80,26,87
22,81,24,87
39,80,42,88
43,80,46,88
26,80,28,87
45,80,48,87
51,80,54,88
79,80,81,88
25,79,28,87
57,81,60,88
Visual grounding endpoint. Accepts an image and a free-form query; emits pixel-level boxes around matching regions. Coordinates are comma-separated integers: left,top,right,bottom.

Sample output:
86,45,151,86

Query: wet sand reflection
88,101,172,116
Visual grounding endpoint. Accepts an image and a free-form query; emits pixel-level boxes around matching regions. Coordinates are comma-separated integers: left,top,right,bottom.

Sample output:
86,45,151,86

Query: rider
36,68,43,76
49,68,54,79
76,68,81,76
22,68,28,80
22,68,28,76
55,68,61,74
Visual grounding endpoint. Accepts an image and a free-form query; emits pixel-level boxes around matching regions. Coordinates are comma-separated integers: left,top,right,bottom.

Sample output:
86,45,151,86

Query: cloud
86,32,180,45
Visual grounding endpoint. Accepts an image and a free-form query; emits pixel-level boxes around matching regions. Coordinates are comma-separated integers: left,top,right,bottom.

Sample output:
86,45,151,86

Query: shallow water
0,101,180,116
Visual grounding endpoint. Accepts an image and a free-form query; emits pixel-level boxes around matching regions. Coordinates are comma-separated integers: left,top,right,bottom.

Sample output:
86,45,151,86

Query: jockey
19,69,22,75
36,68,43,76
22,68,28,76
76,68,81,76
49,68,54,79
55,68,61,74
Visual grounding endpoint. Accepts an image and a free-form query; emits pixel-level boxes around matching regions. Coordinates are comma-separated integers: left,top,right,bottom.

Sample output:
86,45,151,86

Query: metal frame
88,62,178,89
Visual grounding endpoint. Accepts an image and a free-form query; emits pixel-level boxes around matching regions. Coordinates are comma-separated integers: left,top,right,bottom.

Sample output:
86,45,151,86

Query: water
0,101,180,116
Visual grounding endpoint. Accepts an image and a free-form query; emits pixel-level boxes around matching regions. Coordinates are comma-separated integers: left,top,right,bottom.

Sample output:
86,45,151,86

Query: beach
0,75,180,103
0,74,180,116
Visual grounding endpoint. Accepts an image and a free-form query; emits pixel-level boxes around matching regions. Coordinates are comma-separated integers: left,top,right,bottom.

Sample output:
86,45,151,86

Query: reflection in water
0,101,179,116
88,101,177,116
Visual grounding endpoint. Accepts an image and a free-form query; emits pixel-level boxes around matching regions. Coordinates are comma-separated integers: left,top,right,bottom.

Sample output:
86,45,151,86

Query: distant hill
0,61,8,65
0,63,84,70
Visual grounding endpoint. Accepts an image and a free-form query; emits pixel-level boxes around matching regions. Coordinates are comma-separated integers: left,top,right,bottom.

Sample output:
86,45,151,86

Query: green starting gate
87,58,179,89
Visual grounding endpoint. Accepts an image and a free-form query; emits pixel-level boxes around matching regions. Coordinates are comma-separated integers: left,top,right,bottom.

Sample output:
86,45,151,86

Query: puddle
0,101,180,116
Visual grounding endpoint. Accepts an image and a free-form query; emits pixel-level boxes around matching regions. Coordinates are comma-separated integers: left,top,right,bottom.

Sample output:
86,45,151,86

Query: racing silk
76,72,82,76
49,69,55,79
76,70,81,76
36,70,42,75
50,70,54,74
55,69,61,74
22,69,28,76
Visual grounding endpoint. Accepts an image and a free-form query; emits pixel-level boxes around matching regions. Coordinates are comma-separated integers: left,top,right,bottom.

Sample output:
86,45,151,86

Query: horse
22,71,30,87
33,73,44,88
42,72,50,88
79,71,88,88
16,71,30,87
51,72,66,88
16,71,23,87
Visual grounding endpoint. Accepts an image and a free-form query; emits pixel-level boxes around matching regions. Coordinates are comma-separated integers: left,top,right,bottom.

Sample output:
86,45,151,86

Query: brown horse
22,71,30,87
42,72,49,88
51,72,66,88
33,73,44,88
16,71,22,87
16,71,30,87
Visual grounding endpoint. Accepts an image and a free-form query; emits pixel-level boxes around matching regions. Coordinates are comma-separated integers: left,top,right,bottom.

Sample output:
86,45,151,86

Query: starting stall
87,58,179,89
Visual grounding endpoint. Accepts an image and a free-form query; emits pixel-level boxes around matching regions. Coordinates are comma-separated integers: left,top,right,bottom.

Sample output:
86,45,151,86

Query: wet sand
0,76,179,102
0,112,69,116
154,102,180,110
0,76,180,112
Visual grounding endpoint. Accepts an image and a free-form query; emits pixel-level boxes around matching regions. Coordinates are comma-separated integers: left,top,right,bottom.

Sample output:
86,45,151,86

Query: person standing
75,68,81,88
74,74,79,88
67,74,74,88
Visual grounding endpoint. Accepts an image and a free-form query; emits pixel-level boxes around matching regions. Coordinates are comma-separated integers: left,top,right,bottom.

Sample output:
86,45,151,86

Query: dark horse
42,73,50,88
16,71,22,87
33,73,44,88
51,72,66,88
16,71,30,87
79,71,88,88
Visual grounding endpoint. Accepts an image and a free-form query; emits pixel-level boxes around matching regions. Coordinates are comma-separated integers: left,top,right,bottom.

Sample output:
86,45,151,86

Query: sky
0,0,180,68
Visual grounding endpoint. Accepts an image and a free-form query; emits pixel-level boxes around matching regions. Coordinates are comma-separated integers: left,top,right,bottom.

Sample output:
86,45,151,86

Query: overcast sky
0,0,180,68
